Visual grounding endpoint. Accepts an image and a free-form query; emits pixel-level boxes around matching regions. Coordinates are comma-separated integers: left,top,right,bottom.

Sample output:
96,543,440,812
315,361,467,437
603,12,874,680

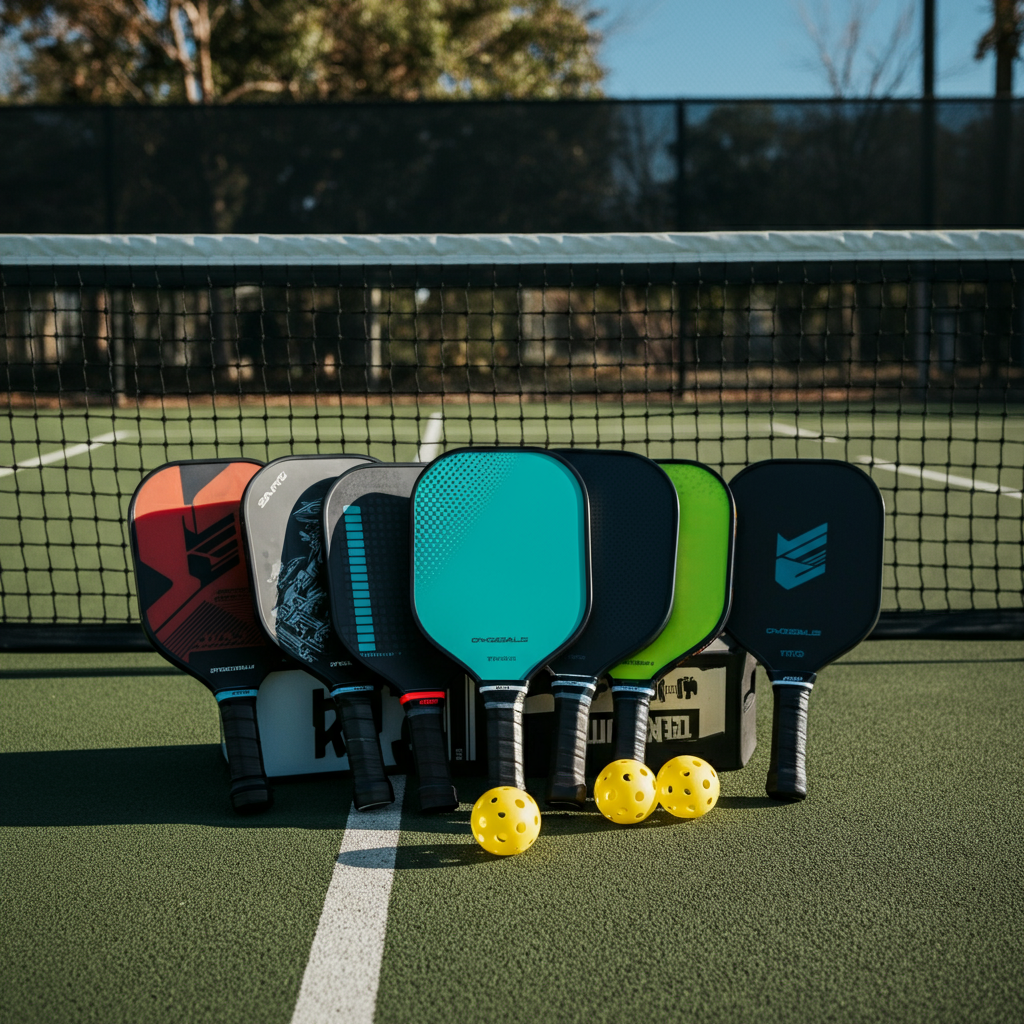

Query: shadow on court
0,667,180,680
344,843,486,870
0,744,355,830
385,782,786,872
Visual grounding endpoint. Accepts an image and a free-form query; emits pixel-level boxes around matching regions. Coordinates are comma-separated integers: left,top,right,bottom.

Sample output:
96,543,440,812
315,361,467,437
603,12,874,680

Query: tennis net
1,231,1021,647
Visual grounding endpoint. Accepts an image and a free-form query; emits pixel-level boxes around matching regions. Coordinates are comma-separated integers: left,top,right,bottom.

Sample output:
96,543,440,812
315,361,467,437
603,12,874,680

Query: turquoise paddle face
411,448,590,682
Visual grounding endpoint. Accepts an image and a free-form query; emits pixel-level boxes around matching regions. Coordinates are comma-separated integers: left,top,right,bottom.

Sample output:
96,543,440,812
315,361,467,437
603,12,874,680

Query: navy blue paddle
726,459,884,800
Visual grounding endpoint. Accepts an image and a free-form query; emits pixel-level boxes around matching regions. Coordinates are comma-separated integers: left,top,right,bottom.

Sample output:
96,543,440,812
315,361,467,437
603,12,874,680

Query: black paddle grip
219,697,272,815
404,700,459,814
546,678,597,808
611,685,655,763
767,683,811,801
332,690,395,811
482,685,529,789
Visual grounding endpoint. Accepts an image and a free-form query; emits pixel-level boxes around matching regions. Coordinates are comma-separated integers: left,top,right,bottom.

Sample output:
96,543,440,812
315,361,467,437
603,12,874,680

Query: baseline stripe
0,430,131,478
290,776,405,1024
769,421,842,442
417,413,444,462
857,456,1023,500
768,422,1022,500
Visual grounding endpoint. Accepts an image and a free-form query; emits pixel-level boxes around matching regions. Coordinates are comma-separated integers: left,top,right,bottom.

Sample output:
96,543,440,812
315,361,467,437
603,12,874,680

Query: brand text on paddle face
258,472,288,508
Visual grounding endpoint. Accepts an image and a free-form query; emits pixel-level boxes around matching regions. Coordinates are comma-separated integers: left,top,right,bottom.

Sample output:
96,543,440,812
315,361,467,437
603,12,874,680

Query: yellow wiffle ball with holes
471,787,541,855
656,756,720,818
594,759,658,824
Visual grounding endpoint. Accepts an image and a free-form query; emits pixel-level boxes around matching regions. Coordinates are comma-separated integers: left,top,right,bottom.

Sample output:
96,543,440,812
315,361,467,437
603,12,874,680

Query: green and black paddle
606,460,735,764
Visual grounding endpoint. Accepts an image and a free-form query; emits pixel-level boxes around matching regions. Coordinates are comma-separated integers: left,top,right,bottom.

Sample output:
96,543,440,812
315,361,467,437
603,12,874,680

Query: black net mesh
1,234,1021,641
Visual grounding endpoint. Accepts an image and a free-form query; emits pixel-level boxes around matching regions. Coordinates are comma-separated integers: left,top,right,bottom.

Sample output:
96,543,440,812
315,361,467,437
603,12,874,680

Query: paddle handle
546,677,598,808
766,676,815,801
610,684,656,763
481,684,529,789
218,696,272,814
331,687,395,811
403,694,459,814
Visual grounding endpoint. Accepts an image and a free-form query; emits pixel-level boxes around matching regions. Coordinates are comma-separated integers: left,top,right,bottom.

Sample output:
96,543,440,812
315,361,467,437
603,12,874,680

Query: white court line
0,430,131,478
769,421,842,442
291,776,405,1024
766,421,1022,500
417,413,445,461
856,456,1023,500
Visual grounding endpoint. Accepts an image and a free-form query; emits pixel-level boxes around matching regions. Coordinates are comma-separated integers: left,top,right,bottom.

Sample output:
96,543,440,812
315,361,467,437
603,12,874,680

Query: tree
796,0,916,98
0,0,604,104
975,0,1023,96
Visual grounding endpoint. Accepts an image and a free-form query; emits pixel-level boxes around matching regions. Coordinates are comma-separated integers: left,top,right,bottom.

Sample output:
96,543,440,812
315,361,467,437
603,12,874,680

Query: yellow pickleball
471,787,541,855
594,759,658,824
656,756,720,818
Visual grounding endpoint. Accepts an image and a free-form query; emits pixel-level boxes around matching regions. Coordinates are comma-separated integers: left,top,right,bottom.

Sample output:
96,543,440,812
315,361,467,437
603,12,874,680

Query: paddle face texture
610,461,735,681
411,448,591,682
323,463,462,692
131,459,283,687
547,449,678,677
726,459,885,675
241,454,375,682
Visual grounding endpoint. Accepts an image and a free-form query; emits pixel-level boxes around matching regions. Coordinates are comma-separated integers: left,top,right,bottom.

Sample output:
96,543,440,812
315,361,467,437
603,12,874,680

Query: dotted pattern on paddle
413,451,517,585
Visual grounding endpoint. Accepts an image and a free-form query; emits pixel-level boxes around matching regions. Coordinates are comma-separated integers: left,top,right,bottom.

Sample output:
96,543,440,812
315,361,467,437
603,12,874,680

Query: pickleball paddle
240,454,395,811
544,449,679,808
411,447,591,790
726,459,884,801
606,460,735,764
129,459,287,814
323,462,462,814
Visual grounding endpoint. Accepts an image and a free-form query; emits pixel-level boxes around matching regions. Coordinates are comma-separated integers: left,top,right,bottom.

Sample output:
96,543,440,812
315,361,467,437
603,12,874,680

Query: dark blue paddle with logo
726,459,884,801
411,447,592,790
241,454,395,811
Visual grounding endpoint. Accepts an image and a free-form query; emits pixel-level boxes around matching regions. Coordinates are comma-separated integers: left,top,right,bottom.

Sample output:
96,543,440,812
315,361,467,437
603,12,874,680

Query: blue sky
592,1,1009,98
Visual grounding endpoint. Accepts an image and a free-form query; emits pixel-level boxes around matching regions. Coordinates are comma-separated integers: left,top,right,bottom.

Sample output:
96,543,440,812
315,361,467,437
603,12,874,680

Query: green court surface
1,640,1021,1024
2,403,1022,623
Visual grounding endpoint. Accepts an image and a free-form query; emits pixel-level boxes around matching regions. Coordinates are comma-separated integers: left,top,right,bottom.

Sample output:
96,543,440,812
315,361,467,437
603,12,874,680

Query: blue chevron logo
775,523,827,590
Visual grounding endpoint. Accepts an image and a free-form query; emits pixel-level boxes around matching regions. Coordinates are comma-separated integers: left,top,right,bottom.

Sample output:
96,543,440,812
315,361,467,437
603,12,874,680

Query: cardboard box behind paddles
225,638,755,780
523,637,757,776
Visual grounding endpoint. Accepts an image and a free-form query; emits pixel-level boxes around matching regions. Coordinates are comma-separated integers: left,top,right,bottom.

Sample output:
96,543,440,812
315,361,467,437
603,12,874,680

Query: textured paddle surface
548,449,678,676
411,448,590,683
